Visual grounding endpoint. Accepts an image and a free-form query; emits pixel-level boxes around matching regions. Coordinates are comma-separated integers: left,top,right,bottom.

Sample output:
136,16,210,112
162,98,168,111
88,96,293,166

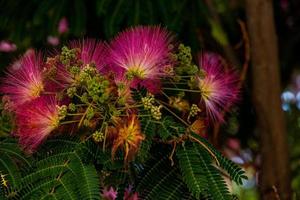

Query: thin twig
272,185,281,200
189,135,220,166
169,142,177,166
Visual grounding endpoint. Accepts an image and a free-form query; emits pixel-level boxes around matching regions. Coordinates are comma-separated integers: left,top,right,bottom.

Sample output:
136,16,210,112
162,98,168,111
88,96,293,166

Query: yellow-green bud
92,131,104,142
57,105,68,120
189,104,201,118
151,105,163,120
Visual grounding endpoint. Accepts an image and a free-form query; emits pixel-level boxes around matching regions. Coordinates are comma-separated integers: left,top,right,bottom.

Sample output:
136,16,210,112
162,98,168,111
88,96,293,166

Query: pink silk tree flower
15,96,60,153
58,17,69,34
197,52,240,123
47,39,108,90
0,51,45,108
70,39,108,72
108,26,174,93
0,40,17,52
101,187,118,200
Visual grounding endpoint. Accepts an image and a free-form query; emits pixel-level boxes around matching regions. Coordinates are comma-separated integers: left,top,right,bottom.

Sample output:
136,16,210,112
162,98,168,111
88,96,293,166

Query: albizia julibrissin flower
0,51,44,108
15,96,60,152
197,52,239,122
70,39,108,71
111,115,145,161
109,26,174,93
50,39,108,88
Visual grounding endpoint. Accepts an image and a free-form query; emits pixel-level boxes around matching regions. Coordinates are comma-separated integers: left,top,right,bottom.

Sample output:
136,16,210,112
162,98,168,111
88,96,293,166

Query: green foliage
132,88,186,140
1,138,101,200
191,133,247,185
0,134,247,199
174,44,199,76
0,103,13,137
176,143,208,198
156,116,186,140
0,0,235,53
0,139,31,190
177,141,233,200
135,137,247,200
136,157,185,200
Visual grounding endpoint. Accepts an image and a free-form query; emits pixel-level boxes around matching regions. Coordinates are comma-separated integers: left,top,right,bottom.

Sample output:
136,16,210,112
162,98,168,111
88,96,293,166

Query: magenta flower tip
0,51,44,108
197,52,240,122
70,39,108,71
58,17,69,34
109,26,174,92
15,96,60,152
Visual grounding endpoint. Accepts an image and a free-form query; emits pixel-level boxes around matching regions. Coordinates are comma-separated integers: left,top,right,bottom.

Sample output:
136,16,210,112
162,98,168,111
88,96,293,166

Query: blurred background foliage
1,0,300,199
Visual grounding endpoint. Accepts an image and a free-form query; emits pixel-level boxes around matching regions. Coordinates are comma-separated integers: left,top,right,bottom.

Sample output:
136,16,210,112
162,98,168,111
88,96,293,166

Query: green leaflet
2,138,100,200
191,133,248,185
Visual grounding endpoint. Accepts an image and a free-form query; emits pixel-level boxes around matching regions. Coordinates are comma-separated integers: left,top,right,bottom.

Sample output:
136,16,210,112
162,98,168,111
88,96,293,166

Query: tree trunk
245,0,291,199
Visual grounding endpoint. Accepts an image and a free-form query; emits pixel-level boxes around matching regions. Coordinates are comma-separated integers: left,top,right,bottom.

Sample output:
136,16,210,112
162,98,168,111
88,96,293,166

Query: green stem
67,113,85,116
60,120,80,125
163,87,200,93
102,112,108,152
157,100,189,126
78,104,91,127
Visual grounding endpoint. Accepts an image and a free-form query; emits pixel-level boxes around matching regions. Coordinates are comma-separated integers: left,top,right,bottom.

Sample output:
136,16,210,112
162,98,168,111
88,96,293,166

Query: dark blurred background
1,0,299,199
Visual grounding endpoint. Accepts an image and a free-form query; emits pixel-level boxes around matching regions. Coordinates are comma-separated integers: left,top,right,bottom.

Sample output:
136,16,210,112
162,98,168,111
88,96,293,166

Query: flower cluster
0,26,240,161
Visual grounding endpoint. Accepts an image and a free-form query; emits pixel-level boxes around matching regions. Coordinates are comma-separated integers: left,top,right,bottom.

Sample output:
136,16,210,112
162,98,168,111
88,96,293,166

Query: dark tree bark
245,0,291,199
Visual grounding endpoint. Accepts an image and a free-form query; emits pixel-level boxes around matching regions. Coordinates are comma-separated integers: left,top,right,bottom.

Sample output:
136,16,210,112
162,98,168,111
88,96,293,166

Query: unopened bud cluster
60,46,78,66
57,105,67,120
174,44,198,76
151,105,163,120
68,103,76,112
141,94,155,110
189,104,201,118
142,94,162,120
92,131,104,142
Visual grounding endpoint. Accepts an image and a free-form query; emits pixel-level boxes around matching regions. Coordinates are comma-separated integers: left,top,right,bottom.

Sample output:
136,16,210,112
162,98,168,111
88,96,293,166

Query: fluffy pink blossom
197,52,239,122
58,17,69,34
101,187,118,200
0,40,17,52
15,96,60,152
49,39,108,90
70,39,108,71
109,26,174,93
0,51,44,108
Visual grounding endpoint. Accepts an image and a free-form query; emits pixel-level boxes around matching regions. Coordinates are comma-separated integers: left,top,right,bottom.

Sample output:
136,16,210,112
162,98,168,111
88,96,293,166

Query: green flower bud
68,103,76,112
57,105,68,120
150,105,163,120
92,131,104,142
67,87,77,98
189,104,201,118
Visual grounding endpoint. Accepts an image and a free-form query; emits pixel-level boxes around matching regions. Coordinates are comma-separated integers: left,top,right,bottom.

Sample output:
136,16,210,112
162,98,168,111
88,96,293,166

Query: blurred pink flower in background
226,138,241,152
280,0,289,12
11,49,35,71
47,36,60,46
124,186,139,200
0,40,17,52
58,17,69,34
101,187,117,200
